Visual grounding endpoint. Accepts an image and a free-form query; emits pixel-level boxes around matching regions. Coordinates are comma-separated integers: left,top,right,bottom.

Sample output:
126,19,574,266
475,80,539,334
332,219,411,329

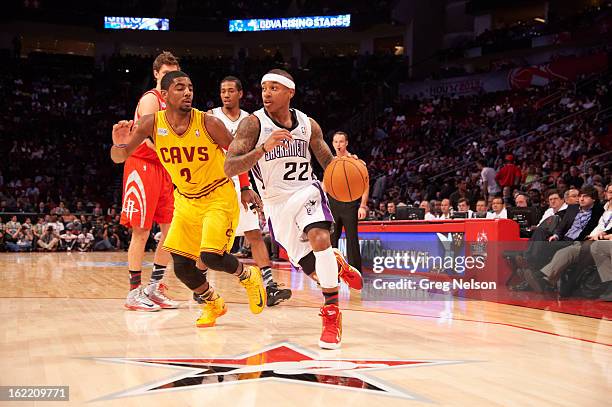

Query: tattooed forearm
309,118,334,170
224,115,264,177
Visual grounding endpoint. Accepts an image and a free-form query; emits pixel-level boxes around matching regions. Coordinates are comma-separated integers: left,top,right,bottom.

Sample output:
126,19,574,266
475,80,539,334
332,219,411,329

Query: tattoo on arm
309,118,333,170
224,115,263,177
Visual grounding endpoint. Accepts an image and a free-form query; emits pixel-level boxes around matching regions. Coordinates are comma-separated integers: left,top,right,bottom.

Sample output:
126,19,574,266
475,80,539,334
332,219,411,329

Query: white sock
313,247,338,288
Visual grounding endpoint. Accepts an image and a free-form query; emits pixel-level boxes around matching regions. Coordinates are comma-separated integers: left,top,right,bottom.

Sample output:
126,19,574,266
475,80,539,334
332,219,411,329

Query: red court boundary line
2,297,610,347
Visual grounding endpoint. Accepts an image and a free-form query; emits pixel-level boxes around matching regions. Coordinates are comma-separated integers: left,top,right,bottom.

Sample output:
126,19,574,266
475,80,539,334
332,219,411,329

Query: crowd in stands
353,66,612,221
445,2,612,56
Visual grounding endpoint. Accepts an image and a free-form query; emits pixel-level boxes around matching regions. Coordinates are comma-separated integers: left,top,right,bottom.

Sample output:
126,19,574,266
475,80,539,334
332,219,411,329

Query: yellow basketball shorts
163,181,239,261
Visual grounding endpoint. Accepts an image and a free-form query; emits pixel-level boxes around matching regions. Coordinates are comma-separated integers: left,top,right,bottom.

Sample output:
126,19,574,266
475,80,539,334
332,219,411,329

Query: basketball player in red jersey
121,51,180,311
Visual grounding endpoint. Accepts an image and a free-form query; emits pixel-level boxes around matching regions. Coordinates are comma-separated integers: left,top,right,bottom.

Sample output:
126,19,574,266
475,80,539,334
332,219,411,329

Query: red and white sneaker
144,282,180,309
333,248,363,290
319,304,342,350
125,286,161,312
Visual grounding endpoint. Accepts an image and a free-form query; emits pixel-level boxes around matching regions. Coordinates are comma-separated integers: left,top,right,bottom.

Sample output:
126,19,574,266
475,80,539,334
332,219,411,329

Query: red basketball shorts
120,156,174,229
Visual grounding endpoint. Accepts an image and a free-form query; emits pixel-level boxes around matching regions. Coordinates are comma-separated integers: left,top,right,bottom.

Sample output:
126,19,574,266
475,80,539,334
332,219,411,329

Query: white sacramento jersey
251,108,316,204
210,107,250,136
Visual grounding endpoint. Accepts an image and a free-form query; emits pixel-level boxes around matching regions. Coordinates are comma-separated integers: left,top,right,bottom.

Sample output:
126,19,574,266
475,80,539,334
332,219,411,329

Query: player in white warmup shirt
210,76,291,306
224,69,363,350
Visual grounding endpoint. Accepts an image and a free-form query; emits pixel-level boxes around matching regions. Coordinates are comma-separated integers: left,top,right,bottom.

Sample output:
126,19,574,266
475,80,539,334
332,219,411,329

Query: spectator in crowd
5,215,21,239
5,225,33,252
77,229,94,252
496,155,522,189
537,190,566,226
475,199,488,217
419,200,437,220
60,228,78,251
383,202,397,221
564,188,580,206
438,198,452,219
457,198,474,218
524,184,611,293
37,225,59,251
375,202,387,220
564,166,585,189
514,194,529,208
477,159,500,201
487,197,507,219
31,217,45,245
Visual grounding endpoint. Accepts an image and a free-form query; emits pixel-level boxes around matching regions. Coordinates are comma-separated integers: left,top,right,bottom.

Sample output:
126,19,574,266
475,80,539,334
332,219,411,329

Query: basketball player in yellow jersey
111,71,267,327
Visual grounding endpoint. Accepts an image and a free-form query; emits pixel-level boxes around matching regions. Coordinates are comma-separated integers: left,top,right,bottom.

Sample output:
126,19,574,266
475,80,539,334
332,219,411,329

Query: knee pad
171,253,206,290
313,247,338,288
299,251,316,276
200,251,239,274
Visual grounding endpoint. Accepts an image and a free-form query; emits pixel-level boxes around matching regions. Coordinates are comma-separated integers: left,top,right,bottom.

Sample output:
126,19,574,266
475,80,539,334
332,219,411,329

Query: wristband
238,172,250,188
113,143,128,149
241,186,252,192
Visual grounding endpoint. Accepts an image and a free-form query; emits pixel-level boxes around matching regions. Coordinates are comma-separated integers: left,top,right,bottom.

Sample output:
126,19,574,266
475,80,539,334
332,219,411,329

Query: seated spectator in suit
537,189,566,226
523,185,605,289
524,184,611,293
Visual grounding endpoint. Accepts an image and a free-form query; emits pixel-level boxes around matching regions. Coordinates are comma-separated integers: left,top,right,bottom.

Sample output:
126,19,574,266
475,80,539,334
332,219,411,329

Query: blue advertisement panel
104,17,170,31
340,231,468,275
229,14,350,32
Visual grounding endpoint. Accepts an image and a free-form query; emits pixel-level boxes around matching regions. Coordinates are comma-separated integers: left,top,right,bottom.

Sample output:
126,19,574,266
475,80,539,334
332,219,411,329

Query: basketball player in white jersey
120,51,180,311
209,76,291,306
225,69,362,349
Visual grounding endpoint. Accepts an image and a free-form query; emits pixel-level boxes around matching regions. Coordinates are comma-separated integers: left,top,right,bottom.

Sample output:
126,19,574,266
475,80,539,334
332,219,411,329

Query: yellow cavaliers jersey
154,108,230,198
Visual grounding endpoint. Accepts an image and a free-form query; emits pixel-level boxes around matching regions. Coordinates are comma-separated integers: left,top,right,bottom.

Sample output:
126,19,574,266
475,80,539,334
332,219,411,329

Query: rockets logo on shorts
122,170,147,228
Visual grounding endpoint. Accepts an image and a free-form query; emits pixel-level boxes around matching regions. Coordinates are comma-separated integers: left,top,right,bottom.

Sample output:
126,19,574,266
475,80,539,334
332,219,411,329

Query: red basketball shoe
319,304,342,350
333,248,363,290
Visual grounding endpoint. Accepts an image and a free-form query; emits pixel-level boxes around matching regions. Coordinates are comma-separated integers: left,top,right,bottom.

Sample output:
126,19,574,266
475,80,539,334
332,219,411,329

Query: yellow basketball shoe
239,266,267,314
196,296,227,328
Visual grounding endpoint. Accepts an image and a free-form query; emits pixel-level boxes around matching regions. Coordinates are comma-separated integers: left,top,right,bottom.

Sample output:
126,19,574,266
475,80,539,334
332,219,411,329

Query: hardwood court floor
1,252,610,406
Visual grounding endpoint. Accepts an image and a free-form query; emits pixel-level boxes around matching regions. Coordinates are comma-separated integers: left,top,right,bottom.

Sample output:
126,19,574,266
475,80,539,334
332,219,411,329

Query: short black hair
161,71,189,91
221,76,242,91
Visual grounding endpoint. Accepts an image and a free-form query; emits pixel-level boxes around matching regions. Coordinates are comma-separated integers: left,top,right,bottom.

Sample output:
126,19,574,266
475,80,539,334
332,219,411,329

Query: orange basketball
323,157,369,202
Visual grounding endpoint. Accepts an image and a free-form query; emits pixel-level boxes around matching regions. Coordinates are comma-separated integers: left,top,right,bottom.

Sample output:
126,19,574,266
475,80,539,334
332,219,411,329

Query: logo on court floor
91,342,468,402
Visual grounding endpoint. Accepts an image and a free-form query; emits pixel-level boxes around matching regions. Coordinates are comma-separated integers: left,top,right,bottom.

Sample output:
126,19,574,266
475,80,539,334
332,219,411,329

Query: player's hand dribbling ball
323,157,369,202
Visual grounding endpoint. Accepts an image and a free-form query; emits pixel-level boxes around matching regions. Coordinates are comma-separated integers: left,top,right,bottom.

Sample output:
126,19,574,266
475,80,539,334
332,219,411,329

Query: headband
261,73,295,90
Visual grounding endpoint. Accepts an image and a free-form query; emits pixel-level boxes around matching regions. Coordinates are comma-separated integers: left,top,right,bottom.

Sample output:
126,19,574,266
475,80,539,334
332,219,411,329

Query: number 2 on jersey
180,168,196,184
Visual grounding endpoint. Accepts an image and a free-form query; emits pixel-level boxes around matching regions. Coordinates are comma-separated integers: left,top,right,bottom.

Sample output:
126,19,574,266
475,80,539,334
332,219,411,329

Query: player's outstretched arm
110,114,154,163
309,118,334,170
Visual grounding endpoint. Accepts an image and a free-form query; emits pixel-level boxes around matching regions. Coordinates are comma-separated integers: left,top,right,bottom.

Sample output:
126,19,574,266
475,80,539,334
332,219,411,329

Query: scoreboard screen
229,14,350,32
104,17,170,31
